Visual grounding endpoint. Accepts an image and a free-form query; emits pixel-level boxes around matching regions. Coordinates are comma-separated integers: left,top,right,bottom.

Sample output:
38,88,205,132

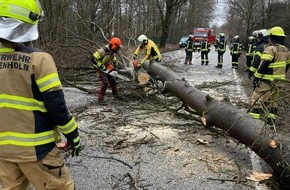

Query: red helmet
110,37,122,51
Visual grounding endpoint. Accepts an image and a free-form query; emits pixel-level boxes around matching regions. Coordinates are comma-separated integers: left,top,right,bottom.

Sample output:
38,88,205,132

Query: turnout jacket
256,43,290,82
0,43,78,162
200,41,210,52
133,39,162,64
231,42,242,55
217,39,226,52
92,45,117,70
249,41,268,75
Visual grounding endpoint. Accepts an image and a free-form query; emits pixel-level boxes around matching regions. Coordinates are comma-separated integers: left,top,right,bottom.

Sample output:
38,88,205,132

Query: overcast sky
211,0,228,27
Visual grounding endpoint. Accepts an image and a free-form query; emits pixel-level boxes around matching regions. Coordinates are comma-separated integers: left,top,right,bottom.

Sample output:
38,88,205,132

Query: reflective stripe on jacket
231,42,242,54
93,45,117,70
133,39,162,64
255,44,290,81
200,41,210,52
0,44,77,162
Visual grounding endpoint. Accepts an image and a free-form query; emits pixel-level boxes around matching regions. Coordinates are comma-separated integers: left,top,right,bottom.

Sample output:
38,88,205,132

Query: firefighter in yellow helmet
0,0,80,189
91,37,123,104
132,34,162,69
249,26,290,125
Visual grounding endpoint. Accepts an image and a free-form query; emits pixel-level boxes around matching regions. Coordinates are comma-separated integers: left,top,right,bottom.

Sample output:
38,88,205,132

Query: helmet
0,0,42,42
109,37,122,51
252,30,259,37
137,34,148,43
234,35,239,39
219,33,225,37
268,26,286,37
258,29,268,38
0,0,42,24
248,36,254,42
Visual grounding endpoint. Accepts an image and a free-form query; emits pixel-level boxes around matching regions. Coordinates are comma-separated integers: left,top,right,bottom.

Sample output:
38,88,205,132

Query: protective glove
107,64,115,71
133,60,139,69
68,136,81,157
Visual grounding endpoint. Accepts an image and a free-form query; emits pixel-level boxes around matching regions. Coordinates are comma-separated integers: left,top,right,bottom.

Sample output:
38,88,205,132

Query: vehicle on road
193,28,216,45
179,36,188,48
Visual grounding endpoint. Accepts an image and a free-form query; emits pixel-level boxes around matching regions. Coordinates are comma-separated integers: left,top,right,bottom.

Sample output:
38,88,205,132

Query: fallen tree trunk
143,60,290,187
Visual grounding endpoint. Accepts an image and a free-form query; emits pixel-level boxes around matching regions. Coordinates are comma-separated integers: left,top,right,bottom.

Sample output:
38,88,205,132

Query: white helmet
258,29,268,38
137,34,148,43
234,35,239,39
252,30,259,37
248,36,254,42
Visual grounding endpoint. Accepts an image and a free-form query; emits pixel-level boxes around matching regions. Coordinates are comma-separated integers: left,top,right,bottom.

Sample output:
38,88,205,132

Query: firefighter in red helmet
91,37,123,104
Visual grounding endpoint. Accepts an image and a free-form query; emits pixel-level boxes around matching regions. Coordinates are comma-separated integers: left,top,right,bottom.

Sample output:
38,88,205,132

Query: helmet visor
0,17,38,42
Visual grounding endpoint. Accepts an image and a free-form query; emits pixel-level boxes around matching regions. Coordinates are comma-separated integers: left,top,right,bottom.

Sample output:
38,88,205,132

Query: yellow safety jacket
92,45,117,70
0,43,78,162
255,44,290,81
133,39,162,64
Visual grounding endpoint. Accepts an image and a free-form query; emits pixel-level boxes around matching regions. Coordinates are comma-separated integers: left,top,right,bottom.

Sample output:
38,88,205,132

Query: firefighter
248,29,269,89
200,36,210,65
0,0,80,189
245,36,256,71
215,33,227,68
133,34,162,68
230,35,242,69
91,37,123,104
184,34,195,64
248,26,290,125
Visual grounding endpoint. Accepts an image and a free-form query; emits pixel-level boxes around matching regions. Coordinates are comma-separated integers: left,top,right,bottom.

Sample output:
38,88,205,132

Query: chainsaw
101,69,131,81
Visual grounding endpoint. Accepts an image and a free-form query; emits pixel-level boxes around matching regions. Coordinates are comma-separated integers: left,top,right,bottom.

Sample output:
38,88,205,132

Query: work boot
201,62,204,65
205,62,209,65
215,65,222,68
189,62,192,65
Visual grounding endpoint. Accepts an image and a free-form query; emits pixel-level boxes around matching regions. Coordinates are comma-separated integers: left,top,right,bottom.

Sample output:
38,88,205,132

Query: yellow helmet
0,0,42,25
268,26,286,37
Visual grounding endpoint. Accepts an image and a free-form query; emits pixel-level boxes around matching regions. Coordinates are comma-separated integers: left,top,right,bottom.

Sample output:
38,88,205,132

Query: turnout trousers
0,147,74,190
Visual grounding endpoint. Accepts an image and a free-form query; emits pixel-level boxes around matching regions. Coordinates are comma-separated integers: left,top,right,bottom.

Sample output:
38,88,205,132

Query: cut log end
137,72,150,84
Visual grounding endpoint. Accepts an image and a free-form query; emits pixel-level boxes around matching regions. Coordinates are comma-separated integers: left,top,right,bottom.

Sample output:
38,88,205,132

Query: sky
210,0,229,27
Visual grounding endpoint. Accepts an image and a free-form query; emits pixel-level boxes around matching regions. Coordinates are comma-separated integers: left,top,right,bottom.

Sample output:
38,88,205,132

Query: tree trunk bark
143,60,290,186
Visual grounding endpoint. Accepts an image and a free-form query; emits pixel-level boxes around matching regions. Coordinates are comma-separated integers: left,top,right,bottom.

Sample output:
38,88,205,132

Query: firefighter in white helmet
0,0,80,189
248,29,269,89
230,35,242,69
245,36,256,71
215,33,227,68
132,34,162,69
